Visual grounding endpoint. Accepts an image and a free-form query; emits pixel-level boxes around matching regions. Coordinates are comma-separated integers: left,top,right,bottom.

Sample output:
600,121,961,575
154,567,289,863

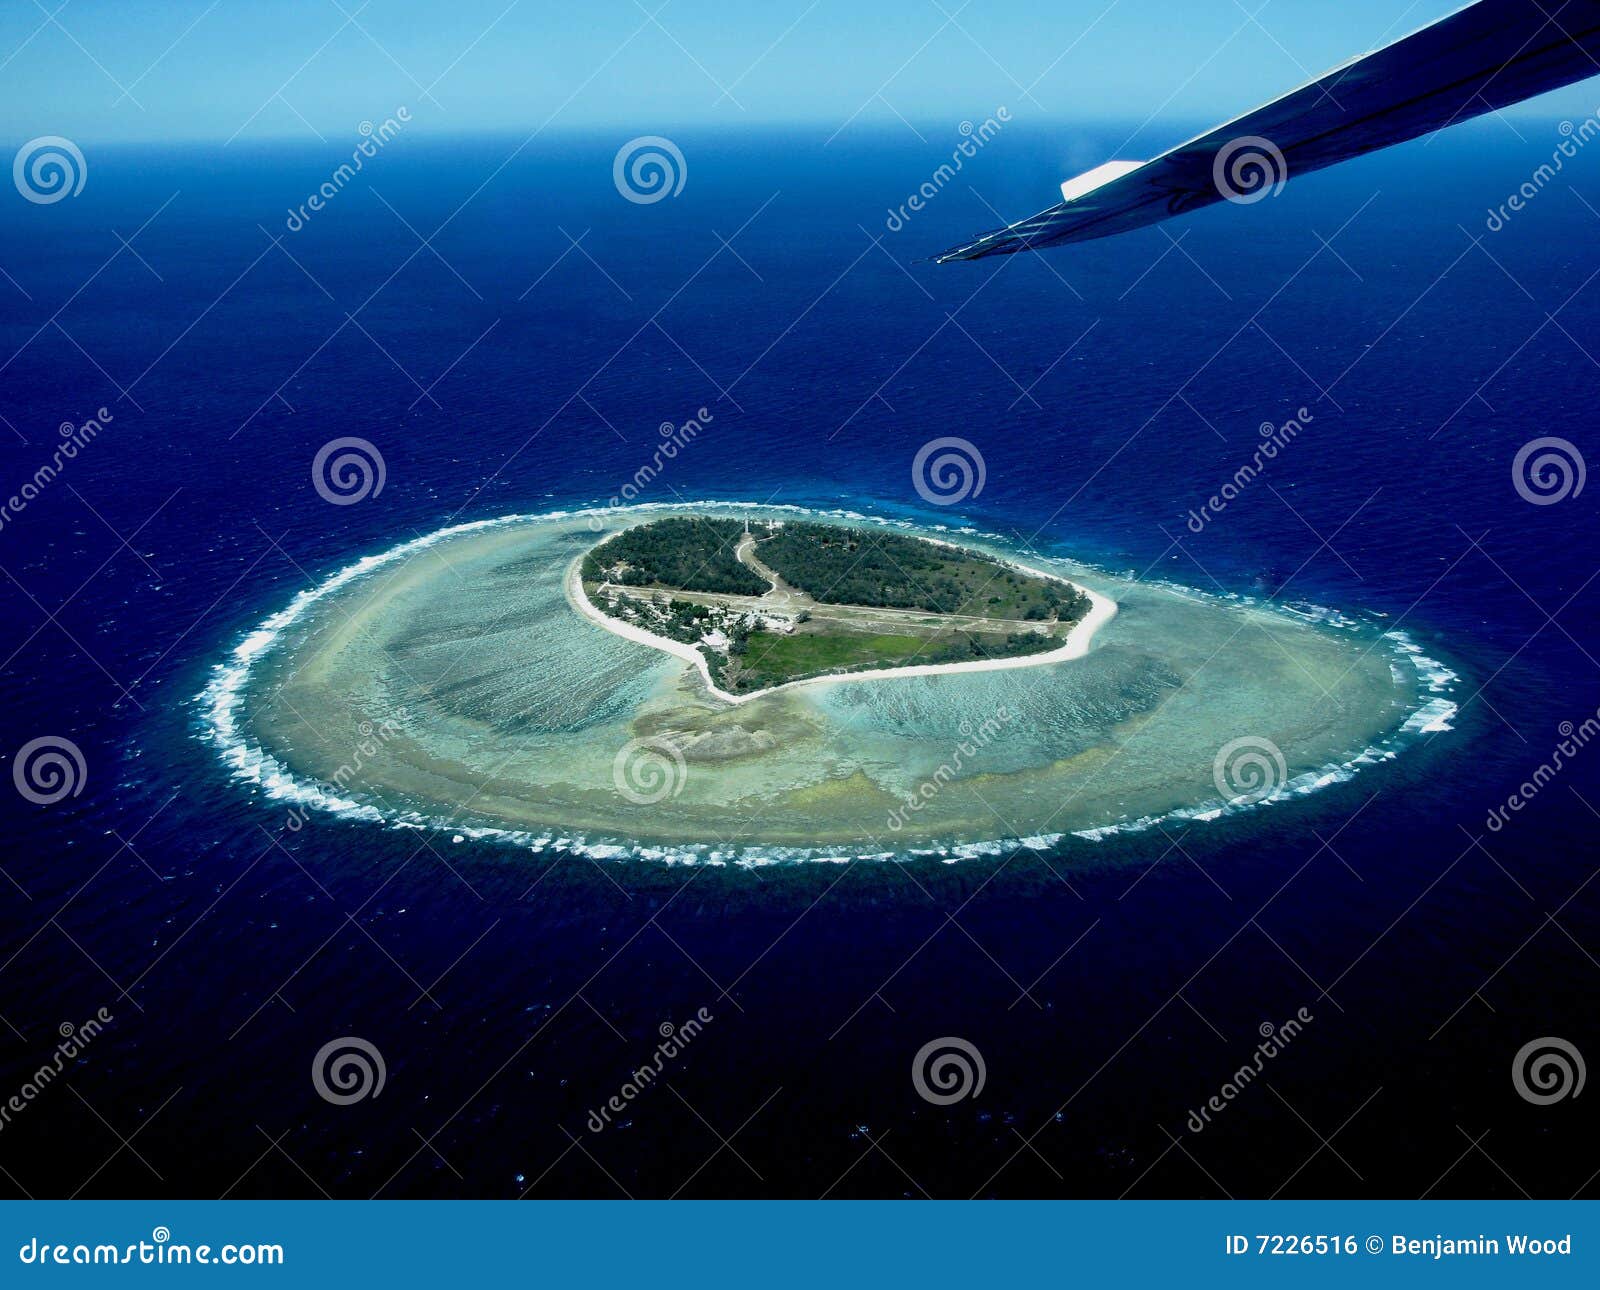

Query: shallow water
211,504,1454,858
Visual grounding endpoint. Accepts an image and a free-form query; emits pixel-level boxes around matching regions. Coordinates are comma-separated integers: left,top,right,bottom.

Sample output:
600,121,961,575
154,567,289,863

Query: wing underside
936,0,1600,262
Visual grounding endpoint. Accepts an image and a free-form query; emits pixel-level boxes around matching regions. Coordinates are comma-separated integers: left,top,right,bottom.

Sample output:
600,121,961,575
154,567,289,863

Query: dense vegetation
581,516,1089,696
582,517,767,595
756,523,1086,622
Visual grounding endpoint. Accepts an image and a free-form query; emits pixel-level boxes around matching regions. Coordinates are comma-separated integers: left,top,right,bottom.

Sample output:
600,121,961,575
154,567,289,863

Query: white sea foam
1067,631,1457,845
197,502,1462,866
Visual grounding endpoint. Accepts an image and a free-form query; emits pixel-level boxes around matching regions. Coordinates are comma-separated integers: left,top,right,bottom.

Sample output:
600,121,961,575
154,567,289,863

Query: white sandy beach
565,556,1118,706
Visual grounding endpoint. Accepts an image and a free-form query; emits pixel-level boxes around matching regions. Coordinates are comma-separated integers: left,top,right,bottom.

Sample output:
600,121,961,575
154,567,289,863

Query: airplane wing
935,0,1600,262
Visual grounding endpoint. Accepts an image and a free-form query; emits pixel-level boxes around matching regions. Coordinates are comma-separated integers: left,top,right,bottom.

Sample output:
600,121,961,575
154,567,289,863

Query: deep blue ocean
0,120,1596,1198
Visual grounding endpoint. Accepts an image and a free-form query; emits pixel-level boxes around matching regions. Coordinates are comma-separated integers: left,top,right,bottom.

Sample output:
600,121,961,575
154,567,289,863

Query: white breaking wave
196,502,1461,866
1066,627,1460,843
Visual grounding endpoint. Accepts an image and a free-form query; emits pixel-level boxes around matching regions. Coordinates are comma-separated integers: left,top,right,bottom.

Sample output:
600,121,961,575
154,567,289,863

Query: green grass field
743,630,929,676
721,625,1057,694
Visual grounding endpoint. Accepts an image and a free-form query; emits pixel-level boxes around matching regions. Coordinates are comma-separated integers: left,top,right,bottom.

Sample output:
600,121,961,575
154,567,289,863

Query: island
573,517,1102,699
207,504,1450,855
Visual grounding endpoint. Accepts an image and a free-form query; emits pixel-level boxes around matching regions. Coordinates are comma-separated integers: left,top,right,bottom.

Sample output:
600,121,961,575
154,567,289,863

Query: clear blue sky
2,0,1593,145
